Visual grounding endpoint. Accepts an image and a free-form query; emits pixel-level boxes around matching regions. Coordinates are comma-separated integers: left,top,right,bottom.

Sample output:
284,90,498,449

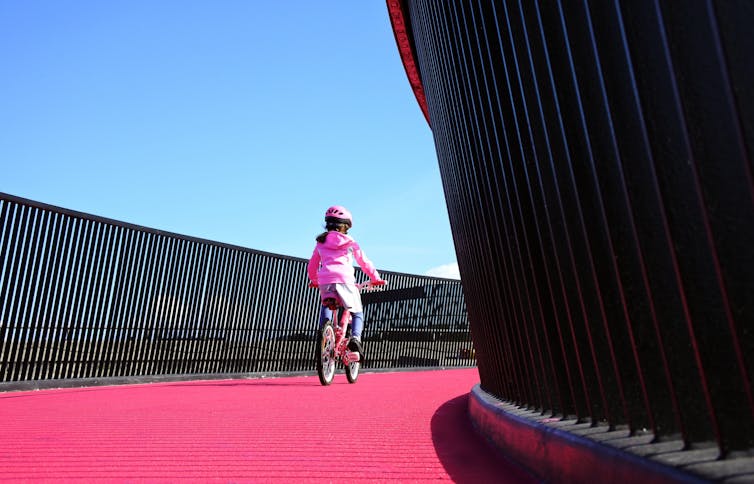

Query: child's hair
316,218,350,243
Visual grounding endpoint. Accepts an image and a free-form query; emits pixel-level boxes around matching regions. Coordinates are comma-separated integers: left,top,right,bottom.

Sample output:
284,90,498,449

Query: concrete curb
467,384,710,483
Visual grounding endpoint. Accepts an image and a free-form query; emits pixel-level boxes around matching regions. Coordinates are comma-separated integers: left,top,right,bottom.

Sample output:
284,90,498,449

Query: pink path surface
0,368,536,483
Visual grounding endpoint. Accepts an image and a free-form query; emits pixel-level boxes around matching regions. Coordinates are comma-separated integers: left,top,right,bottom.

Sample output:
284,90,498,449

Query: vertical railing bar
497,0,570,414
170,239,191,374
0,198,11,294
213,246,237,374
203,246,230,374
33,211,64,381
169,238,187,374
261,257,279,372
450,0,520,399
420,0,470,374
253,256,272,373
262,257,282,372
227,250,253,374
468,0,541,407
156,237,182,376
89,223,120,378
164,238,190,375
78,220,101,378
514,0,585,420
182,242,208,375
189,243,211,374
195,245,221,374
58,215,84,380
3,205,32,381
207,248,235,373
582,0,665,432
100,224,126,378
143,234,171,376
458,0,524,395
214,246,238,374
466,0,543,408
555,0,636,428
0,203,21,379
61,218,92,379
6,205,35,381
47,215,76,380
299,262,318,371
220,247,242,373
80,222,107,378
211,245,232,374
137,232,161,375
535,0,613,421
137,233,159,376
706,0,754,196
280,259,298,372
130,232,158,377
64,218,90,380
528,0,599,422
287,262,304,371
104,226,134,378
611,0,690,439
669,1,754,448
234,249,257,373
74,220,103,379
10,206,44,382
655,0,740,450
0,200,13,366
240,250,260,373
178,239,202,375
420,5,484,382
278,260,300,370
192,243,213,374
298,260,316,371
159,236,183,375
221,247,243,373
19,209,53,381
287,260,304,371
78,221,107,379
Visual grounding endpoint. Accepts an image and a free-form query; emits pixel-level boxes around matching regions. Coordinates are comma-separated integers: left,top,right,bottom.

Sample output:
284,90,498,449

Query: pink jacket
307,231,380,285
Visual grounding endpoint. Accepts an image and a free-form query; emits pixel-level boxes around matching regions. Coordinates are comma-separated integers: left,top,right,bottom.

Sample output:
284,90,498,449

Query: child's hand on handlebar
371,279,387,286
308,282,318,288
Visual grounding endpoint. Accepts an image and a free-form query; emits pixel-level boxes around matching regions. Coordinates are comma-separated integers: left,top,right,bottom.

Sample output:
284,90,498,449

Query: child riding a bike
307,205,385,359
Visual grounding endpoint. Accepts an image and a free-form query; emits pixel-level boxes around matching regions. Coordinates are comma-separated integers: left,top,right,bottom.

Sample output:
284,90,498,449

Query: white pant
319,283,363,313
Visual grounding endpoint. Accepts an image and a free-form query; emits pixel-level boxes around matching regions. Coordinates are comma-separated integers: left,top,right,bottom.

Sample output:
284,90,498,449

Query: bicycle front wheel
345,357,360,384
317,321,336,386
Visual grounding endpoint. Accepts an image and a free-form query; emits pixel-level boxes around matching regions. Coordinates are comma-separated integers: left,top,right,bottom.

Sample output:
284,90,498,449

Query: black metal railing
0,192,473,383
399,0,754,461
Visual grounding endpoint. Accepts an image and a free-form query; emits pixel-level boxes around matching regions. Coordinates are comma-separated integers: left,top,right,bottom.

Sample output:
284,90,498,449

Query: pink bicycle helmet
325,205,353,227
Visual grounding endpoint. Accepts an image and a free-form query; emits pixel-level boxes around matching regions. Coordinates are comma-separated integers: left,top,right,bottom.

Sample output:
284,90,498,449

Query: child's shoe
348,336,363,355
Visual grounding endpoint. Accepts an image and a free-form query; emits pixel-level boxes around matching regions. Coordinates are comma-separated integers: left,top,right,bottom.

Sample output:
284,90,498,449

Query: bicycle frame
323,294,360,365
316,280,385,385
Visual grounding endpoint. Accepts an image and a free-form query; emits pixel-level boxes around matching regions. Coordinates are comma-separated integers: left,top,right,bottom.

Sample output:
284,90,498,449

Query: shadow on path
432,394,540,483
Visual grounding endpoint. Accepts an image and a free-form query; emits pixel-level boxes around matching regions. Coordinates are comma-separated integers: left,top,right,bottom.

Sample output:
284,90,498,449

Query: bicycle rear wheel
317,321,336,386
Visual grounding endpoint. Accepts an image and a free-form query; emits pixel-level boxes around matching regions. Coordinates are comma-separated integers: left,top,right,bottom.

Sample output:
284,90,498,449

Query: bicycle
315,280,386,386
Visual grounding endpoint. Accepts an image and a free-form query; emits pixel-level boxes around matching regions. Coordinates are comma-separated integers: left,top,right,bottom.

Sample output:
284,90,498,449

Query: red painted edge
467,384,705,484
386,0,430,126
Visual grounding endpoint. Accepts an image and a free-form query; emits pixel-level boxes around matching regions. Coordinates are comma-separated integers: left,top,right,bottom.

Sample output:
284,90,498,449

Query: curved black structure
388,0,754,478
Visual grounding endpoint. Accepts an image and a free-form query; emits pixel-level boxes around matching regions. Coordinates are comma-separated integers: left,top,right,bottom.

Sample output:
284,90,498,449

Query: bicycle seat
322,292,340,310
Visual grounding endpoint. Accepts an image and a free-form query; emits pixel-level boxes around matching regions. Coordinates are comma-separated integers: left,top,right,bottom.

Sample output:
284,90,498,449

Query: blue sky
0,1,459,279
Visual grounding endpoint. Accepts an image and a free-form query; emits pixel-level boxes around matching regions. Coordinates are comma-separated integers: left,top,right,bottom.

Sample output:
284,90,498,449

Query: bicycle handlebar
356,280,387,290
309,280,387,290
